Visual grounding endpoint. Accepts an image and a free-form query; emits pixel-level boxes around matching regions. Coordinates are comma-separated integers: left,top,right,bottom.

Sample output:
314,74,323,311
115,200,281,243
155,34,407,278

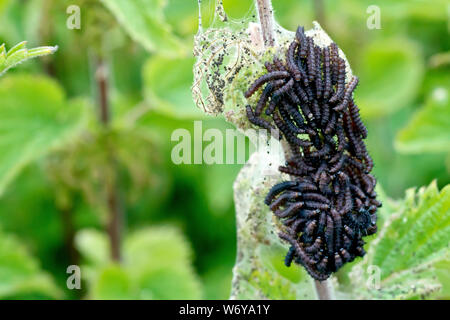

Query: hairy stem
255,0,335,299
255,0,275,47
95,58,123,262
314,280,335,300
96,61,110,124
313,0,326,28
106,180,122,262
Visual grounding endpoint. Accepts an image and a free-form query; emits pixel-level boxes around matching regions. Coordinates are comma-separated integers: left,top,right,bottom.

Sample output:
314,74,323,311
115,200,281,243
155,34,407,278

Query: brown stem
313,0,326,29
255,0,275,47
61,205,80,266
314,280,334,300
106,182,122,262
96,61,110,124
95,58,123,262
255,0,335,300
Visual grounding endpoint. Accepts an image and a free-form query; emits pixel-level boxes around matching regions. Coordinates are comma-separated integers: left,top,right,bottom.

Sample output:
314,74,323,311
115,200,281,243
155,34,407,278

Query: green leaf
395,88,450,154
0,41,57,76
124,227,192,271
75,229,110,267
100,0,186,57
0,74,86,196
125,227,202,299
135,266,201,300
374,182,449,277
79,226,202,300
348,181,450,299
355,38,424,119
203,163,241,213
430,258,450,299
0,0,47,45
142,55,205,119
0,229,62,299
91,265,137,300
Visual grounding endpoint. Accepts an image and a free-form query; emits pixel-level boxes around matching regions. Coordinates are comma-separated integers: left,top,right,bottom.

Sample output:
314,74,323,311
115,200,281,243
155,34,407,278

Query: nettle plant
0,1,201,300
0,0,447,300
0,42,58,77
0,41,65,299
193,0,449,299
0,41,60,194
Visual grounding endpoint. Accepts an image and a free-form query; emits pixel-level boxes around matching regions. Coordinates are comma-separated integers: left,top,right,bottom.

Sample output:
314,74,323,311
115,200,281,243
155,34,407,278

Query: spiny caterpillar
245,26,381,281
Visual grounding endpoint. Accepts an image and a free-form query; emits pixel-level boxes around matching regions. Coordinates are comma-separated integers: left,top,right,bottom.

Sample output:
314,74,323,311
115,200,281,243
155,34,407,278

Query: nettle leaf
46,122,161,211
0,0,47,44
395,88,450,154
0,41,57,76
100,0,186,57
91,265,137,300
0,229,62,299
355,38,424,119
348,181,450,299
142,55,206,119
75,229,110,267
0,74,86,196
76,226,202,300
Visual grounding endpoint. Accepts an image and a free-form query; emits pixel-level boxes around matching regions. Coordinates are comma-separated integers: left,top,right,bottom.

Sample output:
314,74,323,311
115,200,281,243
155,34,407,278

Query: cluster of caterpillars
245,26,381,281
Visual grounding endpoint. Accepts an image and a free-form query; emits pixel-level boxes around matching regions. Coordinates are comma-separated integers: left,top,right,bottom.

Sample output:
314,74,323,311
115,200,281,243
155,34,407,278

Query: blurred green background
0,0,448,299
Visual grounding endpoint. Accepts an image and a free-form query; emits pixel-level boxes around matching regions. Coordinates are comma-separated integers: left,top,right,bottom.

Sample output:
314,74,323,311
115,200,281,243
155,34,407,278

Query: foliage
0,74,86,196
355,38,424,119
0,229,62,299
99,0,186,57
232,181,450,300
76,226,202,299
142,55,204,118
345,181,450,299
396,88,450,154
0,41,57,76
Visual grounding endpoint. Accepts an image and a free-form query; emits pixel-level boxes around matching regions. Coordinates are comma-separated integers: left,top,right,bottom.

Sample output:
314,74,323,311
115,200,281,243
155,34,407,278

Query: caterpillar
244,26,381,281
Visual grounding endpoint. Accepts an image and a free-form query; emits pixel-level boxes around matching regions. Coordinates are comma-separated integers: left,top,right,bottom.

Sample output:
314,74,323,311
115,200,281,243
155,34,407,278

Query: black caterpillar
245,26,381,281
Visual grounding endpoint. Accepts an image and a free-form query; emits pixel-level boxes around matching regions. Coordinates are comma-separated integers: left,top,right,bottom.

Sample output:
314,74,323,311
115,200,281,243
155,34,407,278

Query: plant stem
313,0,326,28
96,61,110,124
255,0,275,47
95,57,123,262
106,181,122,262
314,280,334,300
255,0,335,300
